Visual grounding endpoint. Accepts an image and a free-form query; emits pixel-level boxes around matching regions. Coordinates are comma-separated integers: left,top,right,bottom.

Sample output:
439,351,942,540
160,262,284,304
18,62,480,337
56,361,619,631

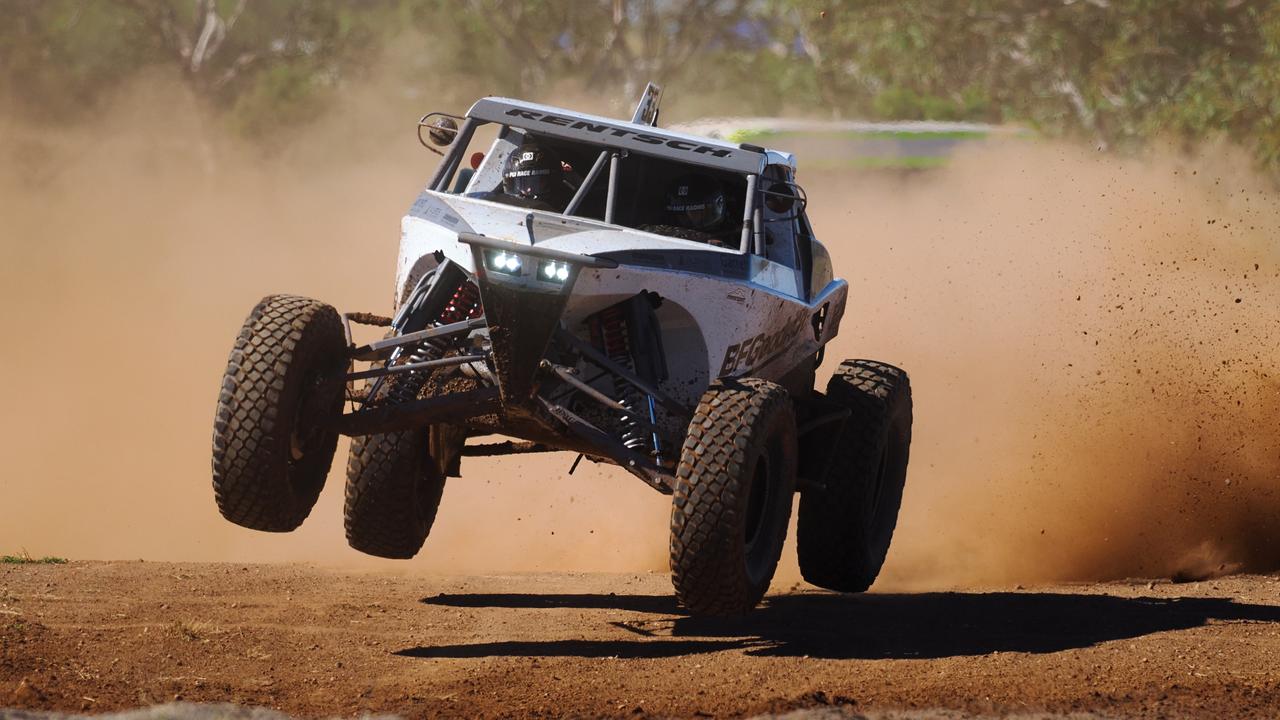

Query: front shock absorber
384,279,484,405
591,305,654,455
438,281,484,325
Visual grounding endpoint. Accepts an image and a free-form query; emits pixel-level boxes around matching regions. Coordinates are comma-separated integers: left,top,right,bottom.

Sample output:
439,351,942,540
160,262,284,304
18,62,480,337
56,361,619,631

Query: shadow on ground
398,590,1280,660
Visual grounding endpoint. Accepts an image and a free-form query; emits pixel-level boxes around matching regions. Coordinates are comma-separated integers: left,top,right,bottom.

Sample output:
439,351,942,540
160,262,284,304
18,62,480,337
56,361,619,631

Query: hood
402,190,738,267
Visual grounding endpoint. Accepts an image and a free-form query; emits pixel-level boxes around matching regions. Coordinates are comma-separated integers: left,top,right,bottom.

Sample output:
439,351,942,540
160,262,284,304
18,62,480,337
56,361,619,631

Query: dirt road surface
3,562,1279,718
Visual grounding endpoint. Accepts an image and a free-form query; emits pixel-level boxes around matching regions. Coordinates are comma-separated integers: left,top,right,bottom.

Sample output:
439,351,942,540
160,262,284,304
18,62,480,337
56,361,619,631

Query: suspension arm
345,353,488,382
536,396,674,494
541,361,665,436
349,317,487,362
554,329,692,418
337,386,501,436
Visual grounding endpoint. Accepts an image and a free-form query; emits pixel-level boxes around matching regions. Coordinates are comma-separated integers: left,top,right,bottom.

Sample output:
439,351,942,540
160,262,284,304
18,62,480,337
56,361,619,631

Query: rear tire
670,378,797,616
212,295,347,532
344,425,445,559
797,360,912,592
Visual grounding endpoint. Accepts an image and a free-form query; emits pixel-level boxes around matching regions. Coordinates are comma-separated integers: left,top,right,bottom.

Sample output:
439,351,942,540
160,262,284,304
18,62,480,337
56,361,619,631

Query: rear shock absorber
384,279,484,404
591,305,654,455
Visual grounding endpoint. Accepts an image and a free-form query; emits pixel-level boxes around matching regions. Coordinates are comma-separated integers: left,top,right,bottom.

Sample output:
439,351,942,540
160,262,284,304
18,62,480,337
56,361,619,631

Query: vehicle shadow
423,591,681,614
401,589,1280,660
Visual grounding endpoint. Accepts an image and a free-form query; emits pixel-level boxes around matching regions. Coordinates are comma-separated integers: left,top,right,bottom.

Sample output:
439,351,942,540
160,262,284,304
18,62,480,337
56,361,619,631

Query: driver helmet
663,174,726,231
502,142,563,204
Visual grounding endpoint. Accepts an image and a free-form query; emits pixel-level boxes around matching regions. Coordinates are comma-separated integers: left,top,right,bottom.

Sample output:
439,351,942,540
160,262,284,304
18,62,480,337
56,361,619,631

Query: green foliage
790,0,1280,170
0,0,388,136
872,86,990,122
0,1,158,118
2,0,1279,171
1,554,68,564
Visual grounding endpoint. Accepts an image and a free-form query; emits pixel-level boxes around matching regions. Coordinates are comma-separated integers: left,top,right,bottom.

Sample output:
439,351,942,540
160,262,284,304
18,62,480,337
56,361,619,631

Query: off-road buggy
211,85,912,616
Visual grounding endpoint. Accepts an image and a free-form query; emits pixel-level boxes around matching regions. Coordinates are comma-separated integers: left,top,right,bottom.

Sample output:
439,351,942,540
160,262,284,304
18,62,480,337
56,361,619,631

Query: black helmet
502,142,562,203
664,174,726,231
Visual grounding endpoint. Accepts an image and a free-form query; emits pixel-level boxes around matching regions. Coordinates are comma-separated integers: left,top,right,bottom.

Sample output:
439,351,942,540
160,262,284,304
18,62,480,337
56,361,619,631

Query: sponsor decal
506,168,551,178
718,314,808,376
504,108,733,160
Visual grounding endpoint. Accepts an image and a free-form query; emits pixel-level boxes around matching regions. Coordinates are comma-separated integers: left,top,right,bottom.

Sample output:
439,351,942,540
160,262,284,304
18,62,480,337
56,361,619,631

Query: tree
785,0,1280,167
0,0,390,137
408,0,764,103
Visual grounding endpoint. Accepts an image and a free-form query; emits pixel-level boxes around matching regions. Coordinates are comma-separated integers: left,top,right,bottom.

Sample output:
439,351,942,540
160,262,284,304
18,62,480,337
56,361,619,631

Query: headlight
539,260,571,283
485,250,523,275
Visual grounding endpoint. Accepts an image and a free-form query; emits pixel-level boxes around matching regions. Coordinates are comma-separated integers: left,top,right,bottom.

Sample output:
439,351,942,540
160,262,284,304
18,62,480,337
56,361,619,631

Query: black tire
345,262,478,560
212,295,347,532
797,359,912,592
344,376,446,559
670,378,797,616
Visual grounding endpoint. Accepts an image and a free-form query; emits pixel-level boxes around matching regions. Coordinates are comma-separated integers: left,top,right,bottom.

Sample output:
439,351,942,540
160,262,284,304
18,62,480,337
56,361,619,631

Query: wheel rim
743,450,779,583
868,441,890,521
744,455,769,548
415,452,434,521
289,362,338,467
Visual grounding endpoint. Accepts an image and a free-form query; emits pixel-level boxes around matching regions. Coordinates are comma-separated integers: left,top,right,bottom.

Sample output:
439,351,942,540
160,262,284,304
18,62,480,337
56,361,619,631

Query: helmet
502,142,563,204
663,174,726,231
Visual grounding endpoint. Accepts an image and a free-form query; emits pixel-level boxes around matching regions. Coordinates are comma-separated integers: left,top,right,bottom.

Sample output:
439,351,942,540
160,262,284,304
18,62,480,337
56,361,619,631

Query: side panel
565,266,847,409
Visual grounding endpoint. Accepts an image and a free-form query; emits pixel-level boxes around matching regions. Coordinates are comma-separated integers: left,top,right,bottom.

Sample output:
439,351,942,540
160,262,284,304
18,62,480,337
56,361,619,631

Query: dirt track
2,562,1279,718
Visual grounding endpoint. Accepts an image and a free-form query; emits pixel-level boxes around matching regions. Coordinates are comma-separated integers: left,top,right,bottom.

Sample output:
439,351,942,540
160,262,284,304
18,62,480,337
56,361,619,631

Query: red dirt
3,562,1280,718
5,83,1280,720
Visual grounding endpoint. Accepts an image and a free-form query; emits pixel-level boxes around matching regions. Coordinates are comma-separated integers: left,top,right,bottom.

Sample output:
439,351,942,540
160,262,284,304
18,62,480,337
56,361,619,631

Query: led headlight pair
486,250,523,275
484,249,571,284
540,261,571,282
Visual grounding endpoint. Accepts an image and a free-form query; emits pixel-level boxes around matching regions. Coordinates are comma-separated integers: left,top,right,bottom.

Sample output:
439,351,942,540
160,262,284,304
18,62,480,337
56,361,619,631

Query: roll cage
422,87,823,302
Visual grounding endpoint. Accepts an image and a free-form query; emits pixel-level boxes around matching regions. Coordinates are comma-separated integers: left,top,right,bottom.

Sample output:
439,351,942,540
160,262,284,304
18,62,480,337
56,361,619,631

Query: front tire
670,378,797,616
211,295,347,532
797,360,912,592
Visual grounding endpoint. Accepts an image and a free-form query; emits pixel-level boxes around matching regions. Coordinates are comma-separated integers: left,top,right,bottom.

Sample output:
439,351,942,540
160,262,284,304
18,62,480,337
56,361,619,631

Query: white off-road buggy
211,85,912,616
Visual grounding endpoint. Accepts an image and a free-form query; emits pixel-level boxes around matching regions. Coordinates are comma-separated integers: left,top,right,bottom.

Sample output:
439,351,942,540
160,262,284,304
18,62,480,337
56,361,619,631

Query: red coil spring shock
437,280,483,324
380,279,484,405
593,305,629,361
590,305,649,452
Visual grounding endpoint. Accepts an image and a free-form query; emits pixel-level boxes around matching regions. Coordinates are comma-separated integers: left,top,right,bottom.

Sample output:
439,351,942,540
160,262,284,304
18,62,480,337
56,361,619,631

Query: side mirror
427,117,458,146
416,113,463,155
761,181,807,219
764,182,796,213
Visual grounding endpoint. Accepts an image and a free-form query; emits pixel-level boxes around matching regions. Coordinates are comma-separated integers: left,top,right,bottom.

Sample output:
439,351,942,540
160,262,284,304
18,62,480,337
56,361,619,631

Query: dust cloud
0,74,667,574
802,141,1280,589
1,76,1277,587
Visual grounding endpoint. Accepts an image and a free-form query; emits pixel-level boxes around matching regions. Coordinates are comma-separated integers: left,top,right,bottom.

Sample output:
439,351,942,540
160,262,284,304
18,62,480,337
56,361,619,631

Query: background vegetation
2,0,1277,169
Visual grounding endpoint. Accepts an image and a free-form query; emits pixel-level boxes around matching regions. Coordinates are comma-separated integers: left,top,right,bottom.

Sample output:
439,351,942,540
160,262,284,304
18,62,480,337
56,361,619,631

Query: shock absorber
437,281,484,324
591,305,652,454
384,279,484,405
403,279,482,362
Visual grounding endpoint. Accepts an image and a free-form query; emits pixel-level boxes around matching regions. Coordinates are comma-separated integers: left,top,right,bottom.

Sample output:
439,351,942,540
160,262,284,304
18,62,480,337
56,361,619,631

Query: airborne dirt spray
0,78,1277,587
806,142,1280,588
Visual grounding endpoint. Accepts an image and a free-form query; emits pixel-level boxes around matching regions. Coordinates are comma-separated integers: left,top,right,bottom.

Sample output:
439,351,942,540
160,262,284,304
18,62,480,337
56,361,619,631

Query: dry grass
172,619,220,642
